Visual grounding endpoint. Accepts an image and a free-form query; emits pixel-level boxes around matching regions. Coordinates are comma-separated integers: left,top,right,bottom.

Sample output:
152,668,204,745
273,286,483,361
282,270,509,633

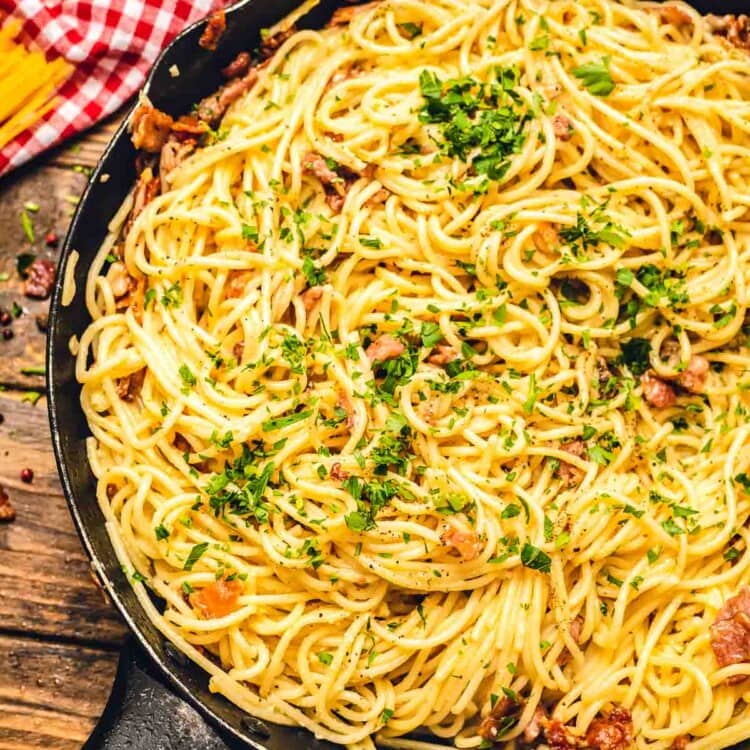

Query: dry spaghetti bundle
0,17,72,149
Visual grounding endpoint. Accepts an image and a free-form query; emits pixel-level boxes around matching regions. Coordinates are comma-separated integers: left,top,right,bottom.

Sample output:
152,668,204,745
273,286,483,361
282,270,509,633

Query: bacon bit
108,262,144,319
366,187,390,206
196,67,259,125
641,371,677,408
707,15,750,52
671,736,690,750
233,341,244,362
330,463,349,481
546,720,580,750
174,433,191,453
303,151,341,188
199,9,226,51
190,577,243,618
301,285,324,312
366,334,405,363
710,587,750,683
107,261,133,298
676,355,709,394
221,51,251,79
225,270,253,298
302,151,368,214
0,486,15,523
171,115,208,138
523,706,548,744
478,696,522,742
23,258,56,299
533,222,559,254
259,26,297,59
336,391,355,429
159,138,195,185
440,518,482,561
553,114,572,140
652,5,692,27
327,2,378,27
131,104,174,153
585,706,633,750
558,439,585,486
125,168,160,236
559,616,584,665
427,345,459,366
116,368,146,402
326,64,362,93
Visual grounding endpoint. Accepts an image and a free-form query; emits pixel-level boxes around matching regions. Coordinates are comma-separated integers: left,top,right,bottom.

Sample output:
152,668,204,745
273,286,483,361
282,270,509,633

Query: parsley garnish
262,410,312,432
418,68,529,184
620,338,651,376
520,543,551,573
161,282,183,308
572,57,615,96
179,364,197,393
183,542,209,570
398,22,422,39
343,476,402,531
241,224,259,242
420,322,443,348
302,255,326,286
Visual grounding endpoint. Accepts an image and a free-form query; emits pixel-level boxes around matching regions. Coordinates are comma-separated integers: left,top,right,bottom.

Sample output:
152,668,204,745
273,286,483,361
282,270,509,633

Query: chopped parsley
161,282,183,308
520,542,551,573
262,409,312,432
418,67,529,185
183,542,209,570
619,338,651,376
179,364,197,393
302,255,326,286
572,57,615,96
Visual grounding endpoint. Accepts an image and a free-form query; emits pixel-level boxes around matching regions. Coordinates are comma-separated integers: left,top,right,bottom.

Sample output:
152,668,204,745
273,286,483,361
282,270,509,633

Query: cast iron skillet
46,1,749,748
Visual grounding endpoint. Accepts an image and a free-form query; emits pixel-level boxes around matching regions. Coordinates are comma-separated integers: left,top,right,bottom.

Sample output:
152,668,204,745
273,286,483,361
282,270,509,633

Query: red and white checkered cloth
0,0,225,178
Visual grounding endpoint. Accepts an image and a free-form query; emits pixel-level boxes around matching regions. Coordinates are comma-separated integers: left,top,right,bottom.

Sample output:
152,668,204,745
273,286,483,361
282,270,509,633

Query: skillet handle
84,639,234,750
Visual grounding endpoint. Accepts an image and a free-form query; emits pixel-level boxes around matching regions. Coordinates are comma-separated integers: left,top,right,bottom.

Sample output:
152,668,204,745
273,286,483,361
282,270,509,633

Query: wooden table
0,116,128,750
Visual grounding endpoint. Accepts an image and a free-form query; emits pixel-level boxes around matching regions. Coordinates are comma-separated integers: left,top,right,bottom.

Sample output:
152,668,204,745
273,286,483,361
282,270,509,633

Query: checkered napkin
0,0,225,178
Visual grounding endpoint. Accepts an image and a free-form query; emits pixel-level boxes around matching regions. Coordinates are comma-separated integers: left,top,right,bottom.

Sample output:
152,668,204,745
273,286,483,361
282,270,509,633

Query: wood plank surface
0,634,119,750
0,110,128,750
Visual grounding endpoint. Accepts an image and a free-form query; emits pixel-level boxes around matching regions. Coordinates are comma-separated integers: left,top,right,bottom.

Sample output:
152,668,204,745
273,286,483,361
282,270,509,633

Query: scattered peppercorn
45,232,59,247
2,329,13,340
20,468,33,484
0,311,11,326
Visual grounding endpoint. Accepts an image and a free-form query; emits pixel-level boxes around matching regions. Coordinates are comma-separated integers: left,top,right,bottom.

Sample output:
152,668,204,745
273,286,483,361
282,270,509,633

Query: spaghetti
0,17,72,149
76,1,750,748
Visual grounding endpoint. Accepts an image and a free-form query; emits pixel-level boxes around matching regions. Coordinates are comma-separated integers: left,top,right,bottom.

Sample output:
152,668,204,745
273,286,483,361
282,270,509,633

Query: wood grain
0,115,127,750
0,633,119,750
0,394,126,644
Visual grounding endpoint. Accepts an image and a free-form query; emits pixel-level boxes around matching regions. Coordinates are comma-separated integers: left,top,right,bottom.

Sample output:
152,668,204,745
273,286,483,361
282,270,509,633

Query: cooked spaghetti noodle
76,1,750,748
